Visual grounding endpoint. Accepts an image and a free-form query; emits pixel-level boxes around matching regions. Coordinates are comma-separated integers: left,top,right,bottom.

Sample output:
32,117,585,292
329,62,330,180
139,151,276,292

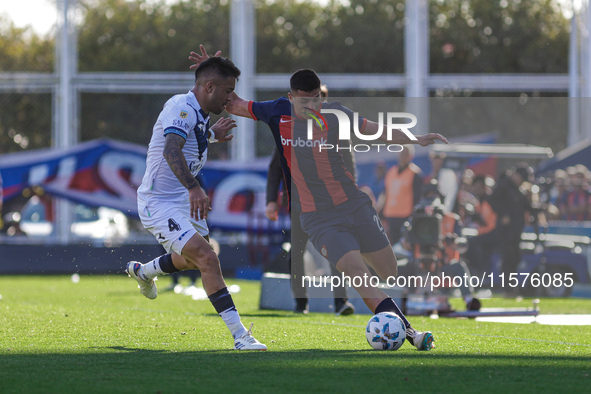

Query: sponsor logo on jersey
180,111,188,119
173,119,190,130
281,135,327,148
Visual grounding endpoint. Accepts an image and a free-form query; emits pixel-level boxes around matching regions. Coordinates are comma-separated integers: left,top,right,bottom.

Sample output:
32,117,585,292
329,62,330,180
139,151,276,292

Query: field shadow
1,349,589,393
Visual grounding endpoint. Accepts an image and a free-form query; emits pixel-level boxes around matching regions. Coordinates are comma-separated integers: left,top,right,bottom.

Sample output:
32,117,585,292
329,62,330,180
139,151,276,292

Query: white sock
219,307,247,339
138,257,166,281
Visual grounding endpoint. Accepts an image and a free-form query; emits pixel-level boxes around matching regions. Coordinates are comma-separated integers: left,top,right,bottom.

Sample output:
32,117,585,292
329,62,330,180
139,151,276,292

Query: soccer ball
365,312,406,350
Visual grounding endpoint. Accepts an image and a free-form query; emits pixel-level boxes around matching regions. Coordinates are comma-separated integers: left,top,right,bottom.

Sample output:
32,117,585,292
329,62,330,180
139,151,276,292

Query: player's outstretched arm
363,120,448,146
163,134,211,220
225,92,254,119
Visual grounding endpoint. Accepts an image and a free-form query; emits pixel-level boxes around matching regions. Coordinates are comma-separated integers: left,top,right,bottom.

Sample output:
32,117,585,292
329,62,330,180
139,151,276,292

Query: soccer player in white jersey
127,57,267,351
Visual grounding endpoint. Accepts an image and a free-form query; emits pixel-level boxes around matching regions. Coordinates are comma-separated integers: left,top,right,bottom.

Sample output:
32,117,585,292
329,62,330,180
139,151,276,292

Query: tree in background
255,0,405,73
0,16,53,155
430,0,569,73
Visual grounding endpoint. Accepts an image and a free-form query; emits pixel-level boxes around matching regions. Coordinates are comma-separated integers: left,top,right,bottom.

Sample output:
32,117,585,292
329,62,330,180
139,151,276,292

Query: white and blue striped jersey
138,91,210,206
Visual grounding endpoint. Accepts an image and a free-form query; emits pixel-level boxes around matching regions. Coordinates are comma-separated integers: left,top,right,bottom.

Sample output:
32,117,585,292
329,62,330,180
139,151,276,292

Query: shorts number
168,218,181,232
373,215,387,237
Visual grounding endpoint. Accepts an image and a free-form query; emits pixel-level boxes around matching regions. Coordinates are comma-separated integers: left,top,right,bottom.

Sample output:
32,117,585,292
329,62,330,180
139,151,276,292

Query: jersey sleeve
161,103,196,140
249,98,285,124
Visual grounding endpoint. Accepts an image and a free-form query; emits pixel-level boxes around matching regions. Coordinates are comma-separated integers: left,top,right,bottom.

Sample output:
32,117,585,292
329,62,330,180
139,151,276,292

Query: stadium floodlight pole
54,0,76,245
230,0,256,161
568,0,581,147
405,0,429,135
582,0,591,140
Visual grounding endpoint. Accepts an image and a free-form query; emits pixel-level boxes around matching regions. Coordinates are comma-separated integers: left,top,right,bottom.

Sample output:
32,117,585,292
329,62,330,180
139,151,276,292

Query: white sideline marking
476,314,591,326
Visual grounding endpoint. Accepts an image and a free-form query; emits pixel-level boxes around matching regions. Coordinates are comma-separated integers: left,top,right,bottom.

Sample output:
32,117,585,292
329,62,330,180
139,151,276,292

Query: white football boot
406,327,435,351
234,323,267,351
126,261,158,300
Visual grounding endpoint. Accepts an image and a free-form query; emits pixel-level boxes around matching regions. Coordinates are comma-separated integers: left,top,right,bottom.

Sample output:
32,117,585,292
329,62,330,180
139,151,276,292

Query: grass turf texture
1,276,590,394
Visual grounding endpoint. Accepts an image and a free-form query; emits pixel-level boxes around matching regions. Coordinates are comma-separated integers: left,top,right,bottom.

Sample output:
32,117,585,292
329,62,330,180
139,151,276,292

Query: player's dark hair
472,175,486,185
290,69,321,92
195,57,241,81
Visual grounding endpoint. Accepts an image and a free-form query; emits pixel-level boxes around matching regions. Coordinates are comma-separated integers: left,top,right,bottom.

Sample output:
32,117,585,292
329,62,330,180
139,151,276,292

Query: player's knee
337,260,368,281
197,249,220,273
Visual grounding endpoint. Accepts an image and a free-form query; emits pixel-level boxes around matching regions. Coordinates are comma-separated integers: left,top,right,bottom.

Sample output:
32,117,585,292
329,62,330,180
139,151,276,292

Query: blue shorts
299,196,391,267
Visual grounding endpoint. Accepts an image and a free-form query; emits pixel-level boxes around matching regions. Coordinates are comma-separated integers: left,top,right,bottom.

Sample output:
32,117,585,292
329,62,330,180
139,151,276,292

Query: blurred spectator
320,84,329,100
425,151,458,212
547,169,569,220
564,165,590,221
454,169,476,219
464,175,498,275
360,160,387,208
489,163,533,284
378,145,423,244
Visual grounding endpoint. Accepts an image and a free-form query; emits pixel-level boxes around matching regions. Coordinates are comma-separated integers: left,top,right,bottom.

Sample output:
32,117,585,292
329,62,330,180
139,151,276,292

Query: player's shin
374,297,411,329
208,287,247,339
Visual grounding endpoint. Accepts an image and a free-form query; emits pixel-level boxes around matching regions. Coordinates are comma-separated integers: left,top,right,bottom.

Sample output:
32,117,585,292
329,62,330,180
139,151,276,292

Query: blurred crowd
357,147,590,297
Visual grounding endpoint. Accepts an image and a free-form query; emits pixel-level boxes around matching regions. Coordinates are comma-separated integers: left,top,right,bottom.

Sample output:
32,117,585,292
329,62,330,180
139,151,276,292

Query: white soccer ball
365,312,406,350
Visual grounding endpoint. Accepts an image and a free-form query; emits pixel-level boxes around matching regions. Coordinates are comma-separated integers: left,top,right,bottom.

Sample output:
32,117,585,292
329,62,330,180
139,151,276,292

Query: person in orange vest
378,145,423,244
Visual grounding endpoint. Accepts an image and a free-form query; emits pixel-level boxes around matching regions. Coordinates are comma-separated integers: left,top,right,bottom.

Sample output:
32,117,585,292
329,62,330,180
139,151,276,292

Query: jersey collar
187,91,210,122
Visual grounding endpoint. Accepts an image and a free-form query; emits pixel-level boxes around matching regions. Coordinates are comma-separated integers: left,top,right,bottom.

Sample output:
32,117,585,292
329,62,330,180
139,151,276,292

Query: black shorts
299,197,391,267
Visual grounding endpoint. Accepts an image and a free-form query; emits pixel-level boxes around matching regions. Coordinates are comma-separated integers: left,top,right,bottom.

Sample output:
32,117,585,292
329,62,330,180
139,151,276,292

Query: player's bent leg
361,245,398,280
335,250,392,312
337,250,435,351
181,234,267,350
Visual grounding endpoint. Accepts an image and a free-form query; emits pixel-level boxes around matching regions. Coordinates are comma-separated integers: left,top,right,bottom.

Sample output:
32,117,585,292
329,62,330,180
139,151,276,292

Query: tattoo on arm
163,134,199,190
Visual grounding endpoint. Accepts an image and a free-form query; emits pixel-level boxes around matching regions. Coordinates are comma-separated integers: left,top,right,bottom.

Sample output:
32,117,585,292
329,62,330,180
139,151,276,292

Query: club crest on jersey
180,111,188,119
304,107,328,131
321,245,328,258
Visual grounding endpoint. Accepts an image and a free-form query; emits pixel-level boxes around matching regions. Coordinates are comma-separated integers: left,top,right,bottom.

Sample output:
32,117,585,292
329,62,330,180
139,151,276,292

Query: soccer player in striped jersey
190,47,447,350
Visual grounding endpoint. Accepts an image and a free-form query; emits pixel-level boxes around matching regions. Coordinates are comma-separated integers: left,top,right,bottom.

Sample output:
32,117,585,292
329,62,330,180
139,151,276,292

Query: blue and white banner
0,139,276,231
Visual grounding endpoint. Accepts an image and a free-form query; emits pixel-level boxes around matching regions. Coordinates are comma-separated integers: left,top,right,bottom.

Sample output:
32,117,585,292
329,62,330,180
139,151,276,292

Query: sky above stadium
0,0,580,37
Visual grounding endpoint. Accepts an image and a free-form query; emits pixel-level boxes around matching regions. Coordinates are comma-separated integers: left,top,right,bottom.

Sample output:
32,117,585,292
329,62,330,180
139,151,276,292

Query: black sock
374,298,411,329
208,287,236,314
158,254,179,274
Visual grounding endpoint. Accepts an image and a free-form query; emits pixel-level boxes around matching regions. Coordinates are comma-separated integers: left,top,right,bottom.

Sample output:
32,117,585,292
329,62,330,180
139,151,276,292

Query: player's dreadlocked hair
195,57,241,81
290,69,321,92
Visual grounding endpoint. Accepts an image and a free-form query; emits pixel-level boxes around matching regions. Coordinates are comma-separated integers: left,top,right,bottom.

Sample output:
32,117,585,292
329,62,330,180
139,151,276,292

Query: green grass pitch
1,275,590,393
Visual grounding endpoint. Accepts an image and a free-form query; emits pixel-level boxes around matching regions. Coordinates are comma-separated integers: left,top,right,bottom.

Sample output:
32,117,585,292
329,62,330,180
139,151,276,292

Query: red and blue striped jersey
249,97,368,213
